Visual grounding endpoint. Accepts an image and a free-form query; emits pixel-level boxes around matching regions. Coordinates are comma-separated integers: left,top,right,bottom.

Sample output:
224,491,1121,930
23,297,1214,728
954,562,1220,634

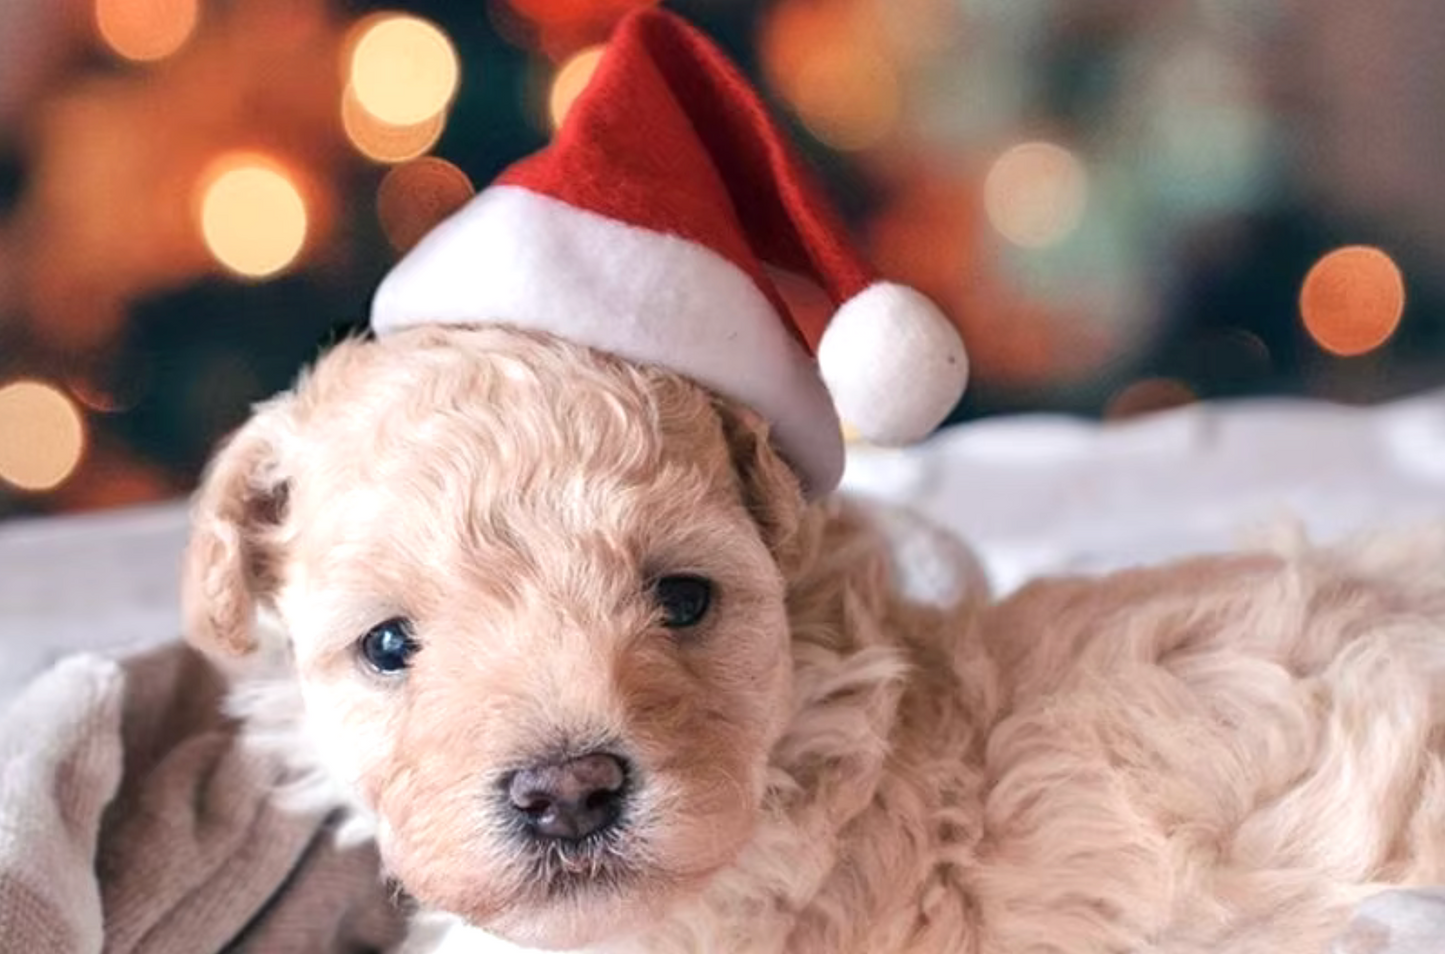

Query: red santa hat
370,6,968,497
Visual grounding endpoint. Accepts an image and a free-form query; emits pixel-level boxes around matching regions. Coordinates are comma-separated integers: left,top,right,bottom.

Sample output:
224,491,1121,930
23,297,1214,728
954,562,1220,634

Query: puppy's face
183,326,805,948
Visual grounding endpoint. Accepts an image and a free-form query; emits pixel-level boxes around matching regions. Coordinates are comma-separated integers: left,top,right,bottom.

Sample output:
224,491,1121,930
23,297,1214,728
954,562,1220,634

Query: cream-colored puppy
183,324,1445,953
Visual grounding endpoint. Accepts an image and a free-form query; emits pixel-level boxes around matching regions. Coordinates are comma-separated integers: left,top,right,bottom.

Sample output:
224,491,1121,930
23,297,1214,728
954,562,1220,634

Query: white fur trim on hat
371,184,846,496
817,283,969,446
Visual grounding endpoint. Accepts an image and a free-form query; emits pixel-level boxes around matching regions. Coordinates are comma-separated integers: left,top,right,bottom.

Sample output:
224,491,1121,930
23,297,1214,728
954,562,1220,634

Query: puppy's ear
181,399,293,657
715,401,806,563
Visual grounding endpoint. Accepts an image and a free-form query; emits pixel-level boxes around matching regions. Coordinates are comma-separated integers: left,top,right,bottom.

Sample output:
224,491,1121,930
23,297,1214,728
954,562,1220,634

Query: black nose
506,753,629,841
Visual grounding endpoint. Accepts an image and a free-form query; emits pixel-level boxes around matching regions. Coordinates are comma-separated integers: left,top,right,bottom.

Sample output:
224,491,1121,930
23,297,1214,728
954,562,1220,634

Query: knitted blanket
0,642,406,953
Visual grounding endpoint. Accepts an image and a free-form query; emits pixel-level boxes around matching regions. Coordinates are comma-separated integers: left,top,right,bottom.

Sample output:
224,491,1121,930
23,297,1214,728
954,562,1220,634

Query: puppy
182,324,1445,953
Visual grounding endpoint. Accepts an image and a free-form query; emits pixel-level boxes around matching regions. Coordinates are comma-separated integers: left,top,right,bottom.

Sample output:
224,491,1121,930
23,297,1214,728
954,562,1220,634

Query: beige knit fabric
0,642,405,954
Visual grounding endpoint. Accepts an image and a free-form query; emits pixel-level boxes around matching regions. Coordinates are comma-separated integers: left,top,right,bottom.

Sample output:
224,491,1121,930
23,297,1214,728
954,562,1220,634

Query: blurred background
0,0,1441,521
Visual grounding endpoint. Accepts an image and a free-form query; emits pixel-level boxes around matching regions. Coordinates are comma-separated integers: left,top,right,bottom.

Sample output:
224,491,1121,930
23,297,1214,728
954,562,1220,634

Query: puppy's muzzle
506,752,630,842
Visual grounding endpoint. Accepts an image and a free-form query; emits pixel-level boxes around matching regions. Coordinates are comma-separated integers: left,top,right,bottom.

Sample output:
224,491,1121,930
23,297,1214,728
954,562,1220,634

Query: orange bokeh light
377,157,476,254
95,0,199,62
760,0,901,152
348,14,460,127
549,45,605,130
342,85,446,163
789,47,899,151
1300,246,1406,357
197,154,309,279
1105,378,1197,420
0,381,88,493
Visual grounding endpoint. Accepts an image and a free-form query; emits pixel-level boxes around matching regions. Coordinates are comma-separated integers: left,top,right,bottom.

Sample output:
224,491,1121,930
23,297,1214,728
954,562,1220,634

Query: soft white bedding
4,388,1445,705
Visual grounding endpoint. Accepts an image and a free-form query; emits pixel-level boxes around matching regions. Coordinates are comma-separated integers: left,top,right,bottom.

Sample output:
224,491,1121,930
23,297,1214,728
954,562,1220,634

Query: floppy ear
714,400,807,567
181,399,293,657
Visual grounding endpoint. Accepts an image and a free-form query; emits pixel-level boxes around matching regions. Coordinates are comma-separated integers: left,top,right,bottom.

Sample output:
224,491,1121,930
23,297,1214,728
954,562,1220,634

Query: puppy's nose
507,753,629,841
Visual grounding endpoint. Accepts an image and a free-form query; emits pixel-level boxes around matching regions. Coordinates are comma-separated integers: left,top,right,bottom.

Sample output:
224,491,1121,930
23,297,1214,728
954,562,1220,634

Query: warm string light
348,15,461,128
341,14,460,164
1105,378,1196,420
377,158,476,254
984,141,1089,249
66,375,146,415
342,85,446,164
1300,246,1405,357
95,0,199,63
549,46,605,130
794,49,899,151
0,381,87,493
760,0,902,152
197,154,309,279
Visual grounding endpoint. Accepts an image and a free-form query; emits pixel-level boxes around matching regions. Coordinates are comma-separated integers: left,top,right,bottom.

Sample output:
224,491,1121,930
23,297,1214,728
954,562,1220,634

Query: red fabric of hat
371,7,968,497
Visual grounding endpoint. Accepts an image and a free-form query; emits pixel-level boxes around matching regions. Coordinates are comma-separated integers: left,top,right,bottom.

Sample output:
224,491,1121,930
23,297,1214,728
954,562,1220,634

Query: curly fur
184,325,1445,953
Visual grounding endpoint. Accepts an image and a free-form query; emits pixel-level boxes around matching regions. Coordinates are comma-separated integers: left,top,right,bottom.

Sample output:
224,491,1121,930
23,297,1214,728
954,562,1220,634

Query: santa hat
370,6,968,497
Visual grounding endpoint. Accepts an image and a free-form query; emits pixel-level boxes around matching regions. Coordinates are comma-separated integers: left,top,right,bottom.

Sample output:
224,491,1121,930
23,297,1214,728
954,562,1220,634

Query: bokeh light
349,15,460,127
760,1,902,152
95,0,199,63
342,85,446,163
66,374,146,415
788,48,899,151
377,157,476,254
1300,245,1406,357
198,155,309,279
984,141,1089,249
1105,378,1197,420
549,46,605,131
0,381,87,493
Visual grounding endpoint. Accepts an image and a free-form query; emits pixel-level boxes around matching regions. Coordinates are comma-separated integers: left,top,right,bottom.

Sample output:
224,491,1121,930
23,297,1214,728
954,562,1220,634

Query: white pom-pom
817,283,968,445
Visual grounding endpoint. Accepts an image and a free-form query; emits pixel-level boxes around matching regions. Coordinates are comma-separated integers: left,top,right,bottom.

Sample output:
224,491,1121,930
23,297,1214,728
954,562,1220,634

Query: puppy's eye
359,617,419,674
654,575,713,629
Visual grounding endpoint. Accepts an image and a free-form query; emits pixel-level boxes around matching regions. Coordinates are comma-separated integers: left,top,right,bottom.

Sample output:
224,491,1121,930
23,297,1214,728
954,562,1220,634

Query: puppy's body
187,327,1445,953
